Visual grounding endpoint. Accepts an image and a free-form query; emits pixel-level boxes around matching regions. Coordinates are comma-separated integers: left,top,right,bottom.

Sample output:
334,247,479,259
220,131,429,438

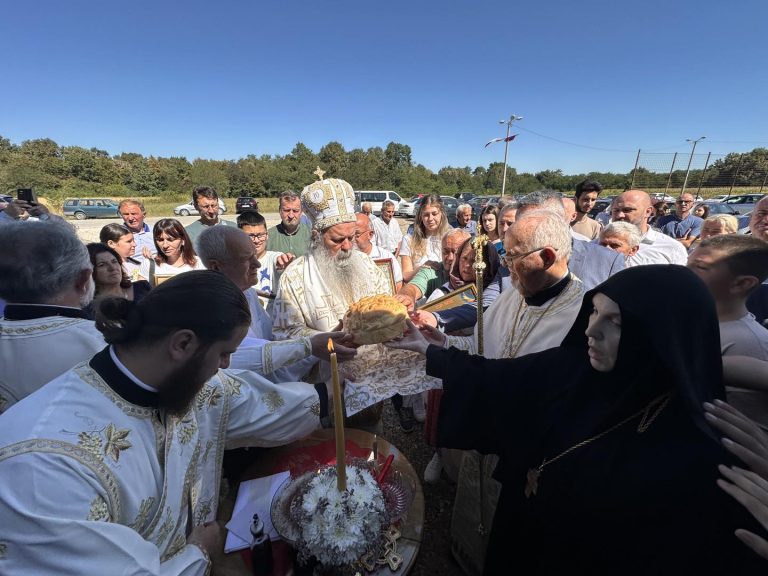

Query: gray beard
311,239,375,305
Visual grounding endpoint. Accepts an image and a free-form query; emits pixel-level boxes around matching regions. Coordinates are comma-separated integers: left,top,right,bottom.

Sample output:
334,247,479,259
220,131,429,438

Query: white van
354,191,403,215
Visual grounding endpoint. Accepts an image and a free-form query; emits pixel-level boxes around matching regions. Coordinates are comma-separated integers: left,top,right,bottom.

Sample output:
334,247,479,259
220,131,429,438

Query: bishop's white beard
311,238,376,305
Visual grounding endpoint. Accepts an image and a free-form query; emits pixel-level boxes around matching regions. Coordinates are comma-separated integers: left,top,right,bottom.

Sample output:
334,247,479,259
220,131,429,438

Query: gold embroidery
202,440,214,463
162,533,187,562
0,318,85,336
130,497,156,533
309,402,321,416
77,365,155,419
221,374,241,397
195,385,222,411
156,508,174,545
0,439,121,521
87,496,110,522
262,390,285,413
77,432,103,458
194,499,212,526
177,417,197,445
104,424,132,462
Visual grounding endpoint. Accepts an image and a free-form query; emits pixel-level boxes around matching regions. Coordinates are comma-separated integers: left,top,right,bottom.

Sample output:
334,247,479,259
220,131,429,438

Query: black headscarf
560,264,724,443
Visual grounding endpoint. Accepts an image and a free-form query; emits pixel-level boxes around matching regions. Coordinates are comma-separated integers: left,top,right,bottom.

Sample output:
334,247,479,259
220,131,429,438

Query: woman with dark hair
479,205,500,244
399,194,451,282
389,265,763,575
139,218,205,283
99,223,142,280
422,236,501,483
84,243,151,319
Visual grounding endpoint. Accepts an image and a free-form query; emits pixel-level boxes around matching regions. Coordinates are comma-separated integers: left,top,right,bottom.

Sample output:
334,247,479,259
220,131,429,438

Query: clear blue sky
2,0,767,175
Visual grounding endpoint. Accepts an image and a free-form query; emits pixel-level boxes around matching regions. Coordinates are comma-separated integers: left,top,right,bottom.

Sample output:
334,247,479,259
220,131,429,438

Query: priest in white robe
0,271,330,575
391,209,586,576
0,219,105,413
273,174,404,427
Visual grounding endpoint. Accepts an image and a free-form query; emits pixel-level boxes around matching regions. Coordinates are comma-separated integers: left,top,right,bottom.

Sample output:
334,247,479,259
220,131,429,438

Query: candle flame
327,338,335,353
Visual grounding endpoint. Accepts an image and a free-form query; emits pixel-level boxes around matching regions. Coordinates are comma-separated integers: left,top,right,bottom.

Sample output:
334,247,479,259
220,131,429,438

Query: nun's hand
704,400,768,478
717,465,768,561
385,320,433,355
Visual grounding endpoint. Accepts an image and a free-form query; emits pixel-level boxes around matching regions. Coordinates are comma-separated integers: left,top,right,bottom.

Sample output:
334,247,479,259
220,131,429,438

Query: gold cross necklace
524,391,674,498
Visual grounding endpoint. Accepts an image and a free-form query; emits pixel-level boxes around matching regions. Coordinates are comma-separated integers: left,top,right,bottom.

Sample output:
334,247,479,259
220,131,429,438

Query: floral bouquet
272,459,414,574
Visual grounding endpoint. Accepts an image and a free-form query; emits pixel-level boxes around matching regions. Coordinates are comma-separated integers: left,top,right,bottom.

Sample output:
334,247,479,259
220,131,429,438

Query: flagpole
499,115,523,196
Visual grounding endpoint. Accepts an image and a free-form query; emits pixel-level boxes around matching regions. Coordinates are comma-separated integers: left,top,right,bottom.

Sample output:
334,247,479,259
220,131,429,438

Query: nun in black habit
390,265,764,575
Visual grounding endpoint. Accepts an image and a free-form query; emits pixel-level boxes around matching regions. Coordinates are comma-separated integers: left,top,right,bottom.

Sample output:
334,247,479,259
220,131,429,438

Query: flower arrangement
290,464,387,568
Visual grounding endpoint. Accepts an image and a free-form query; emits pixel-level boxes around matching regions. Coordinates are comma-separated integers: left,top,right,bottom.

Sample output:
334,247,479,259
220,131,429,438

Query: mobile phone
17,188,37,203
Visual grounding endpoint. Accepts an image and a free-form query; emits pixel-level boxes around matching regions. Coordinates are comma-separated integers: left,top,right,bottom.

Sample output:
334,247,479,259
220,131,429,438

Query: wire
513,125,635,152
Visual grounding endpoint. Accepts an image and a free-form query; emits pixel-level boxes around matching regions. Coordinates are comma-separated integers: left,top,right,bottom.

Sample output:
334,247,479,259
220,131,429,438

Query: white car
174,198,226,216
397,198,418,217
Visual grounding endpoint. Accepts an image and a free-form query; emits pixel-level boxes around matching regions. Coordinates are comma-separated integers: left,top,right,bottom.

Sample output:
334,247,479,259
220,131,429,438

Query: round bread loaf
344,295,408,345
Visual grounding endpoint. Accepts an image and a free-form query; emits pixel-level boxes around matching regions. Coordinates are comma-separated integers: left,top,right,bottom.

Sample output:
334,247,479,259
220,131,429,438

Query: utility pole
681,136,706,195
499,115,523,196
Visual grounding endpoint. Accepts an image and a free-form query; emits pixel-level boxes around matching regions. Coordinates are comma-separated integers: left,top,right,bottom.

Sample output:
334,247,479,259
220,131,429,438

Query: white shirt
399,233,442,266
138,257,206,281
626,228,688,266
372,217,403,254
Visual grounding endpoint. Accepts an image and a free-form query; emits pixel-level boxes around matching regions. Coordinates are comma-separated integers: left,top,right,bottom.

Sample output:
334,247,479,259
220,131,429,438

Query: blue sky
2,0,767,175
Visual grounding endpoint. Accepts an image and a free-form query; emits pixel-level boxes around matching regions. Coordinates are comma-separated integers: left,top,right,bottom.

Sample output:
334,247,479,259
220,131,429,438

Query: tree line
1,135,765,200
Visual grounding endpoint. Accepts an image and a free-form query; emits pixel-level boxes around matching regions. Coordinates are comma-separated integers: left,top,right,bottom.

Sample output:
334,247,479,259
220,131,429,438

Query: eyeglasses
503,246,556,266
247,233,268,241
676,200,693,205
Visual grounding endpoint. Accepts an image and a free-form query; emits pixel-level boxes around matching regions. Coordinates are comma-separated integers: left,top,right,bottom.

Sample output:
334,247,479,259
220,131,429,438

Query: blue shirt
657,214,703,239
456,220,478,236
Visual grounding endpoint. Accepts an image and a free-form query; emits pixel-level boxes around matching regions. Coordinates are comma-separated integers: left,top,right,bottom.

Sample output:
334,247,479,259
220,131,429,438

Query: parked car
693,202,739,217
235,196,259,214
455,192,476,202
468,195,496,215
397,198,419,217
174,198,226,216
719,194,765,215
440,196,460,225
703,195,731,203
649,193,676,203
589,196,615,219
63,198,120,220
353,191,404,215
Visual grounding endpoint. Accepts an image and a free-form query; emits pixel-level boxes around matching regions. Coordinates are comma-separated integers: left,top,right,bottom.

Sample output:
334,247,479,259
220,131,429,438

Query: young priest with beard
0,271,331,575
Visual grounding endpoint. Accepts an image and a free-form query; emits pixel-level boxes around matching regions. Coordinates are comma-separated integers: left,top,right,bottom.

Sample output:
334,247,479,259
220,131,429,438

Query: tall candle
328,339,346,491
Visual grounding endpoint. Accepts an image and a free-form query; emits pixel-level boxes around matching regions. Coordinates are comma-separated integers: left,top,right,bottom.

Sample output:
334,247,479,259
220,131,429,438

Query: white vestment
231,289,317,382
273,251,417,415
0,351,322,575
0,311,105,413
627,228,688,266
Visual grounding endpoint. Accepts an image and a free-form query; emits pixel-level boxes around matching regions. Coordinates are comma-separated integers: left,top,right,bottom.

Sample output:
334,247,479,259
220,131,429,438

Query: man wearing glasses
237,210,292,314
656,193,703,249
184,185,237,248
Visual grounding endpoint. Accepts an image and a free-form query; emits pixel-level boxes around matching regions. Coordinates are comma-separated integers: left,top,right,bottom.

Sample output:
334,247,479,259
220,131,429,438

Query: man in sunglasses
656,193,703,249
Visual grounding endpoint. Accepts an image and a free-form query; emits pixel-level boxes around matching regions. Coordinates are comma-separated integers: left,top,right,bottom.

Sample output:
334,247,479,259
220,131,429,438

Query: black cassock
430,265,764,576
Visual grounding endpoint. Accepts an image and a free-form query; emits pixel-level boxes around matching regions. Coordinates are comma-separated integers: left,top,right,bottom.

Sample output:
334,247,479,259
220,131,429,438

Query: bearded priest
272,172,394,431
0,271,329,575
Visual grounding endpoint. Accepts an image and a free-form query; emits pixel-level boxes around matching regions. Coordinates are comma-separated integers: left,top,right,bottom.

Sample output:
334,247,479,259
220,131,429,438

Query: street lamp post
681,136,706,196
499,115,523,196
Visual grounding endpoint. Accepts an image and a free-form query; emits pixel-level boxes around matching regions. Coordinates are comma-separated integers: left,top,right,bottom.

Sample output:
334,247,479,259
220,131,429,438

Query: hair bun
95,297,143,344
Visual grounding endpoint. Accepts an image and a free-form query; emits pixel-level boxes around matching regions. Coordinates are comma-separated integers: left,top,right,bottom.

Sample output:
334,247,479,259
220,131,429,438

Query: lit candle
328,339,346,491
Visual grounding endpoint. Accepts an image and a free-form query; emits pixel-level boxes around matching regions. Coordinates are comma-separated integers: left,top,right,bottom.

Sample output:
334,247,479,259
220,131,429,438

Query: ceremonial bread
344,295,408,345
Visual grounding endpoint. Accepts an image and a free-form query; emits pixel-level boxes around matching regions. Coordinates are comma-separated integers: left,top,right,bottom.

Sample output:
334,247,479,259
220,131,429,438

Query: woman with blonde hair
688,214,739,253
399,194,451,282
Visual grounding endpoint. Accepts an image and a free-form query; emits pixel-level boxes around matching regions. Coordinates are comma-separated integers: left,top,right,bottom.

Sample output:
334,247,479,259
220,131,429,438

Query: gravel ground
380,402,464,576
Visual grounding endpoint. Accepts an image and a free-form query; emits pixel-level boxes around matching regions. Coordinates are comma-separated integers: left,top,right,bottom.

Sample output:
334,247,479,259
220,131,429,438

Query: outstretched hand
704,400,768,478
384,319,444,355
705,400,768,560
310,331,358,361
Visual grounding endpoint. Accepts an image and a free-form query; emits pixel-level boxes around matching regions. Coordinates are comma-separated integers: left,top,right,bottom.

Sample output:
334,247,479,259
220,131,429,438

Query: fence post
696,152,711,199
727,154,745,198
664,153,678,196
629,149,641,189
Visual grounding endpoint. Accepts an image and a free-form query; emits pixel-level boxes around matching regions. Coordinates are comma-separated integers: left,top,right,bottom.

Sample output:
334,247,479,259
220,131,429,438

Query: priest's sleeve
0,451,210,576
427,345,542,457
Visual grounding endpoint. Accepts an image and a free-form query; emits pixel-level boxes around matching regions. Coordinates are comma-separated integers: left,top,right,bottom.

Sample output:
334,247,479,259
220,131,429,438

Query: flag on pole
484,134,517,148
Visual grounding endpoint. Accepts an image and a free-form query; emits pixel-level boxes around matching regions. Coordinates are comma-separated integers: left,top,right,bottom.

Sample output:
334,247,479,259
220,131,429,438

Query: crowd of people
0,178,768,575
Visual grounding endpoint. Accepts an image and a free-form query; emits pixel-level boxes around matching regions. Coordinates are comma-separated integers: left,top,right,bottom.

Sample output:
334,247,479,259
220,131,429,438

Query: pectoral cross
525,467,541,498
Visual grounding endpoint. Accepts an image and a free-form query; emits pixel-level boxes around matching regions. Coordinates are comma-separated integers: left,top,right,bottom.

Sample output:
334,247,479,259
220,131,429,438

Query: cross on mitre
313,166,326,181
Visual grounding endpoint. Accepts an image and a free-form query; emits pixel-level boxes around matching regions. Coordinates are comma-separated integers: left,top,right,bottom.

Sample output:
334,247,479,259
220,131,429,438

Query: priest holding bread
273,171,409,432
